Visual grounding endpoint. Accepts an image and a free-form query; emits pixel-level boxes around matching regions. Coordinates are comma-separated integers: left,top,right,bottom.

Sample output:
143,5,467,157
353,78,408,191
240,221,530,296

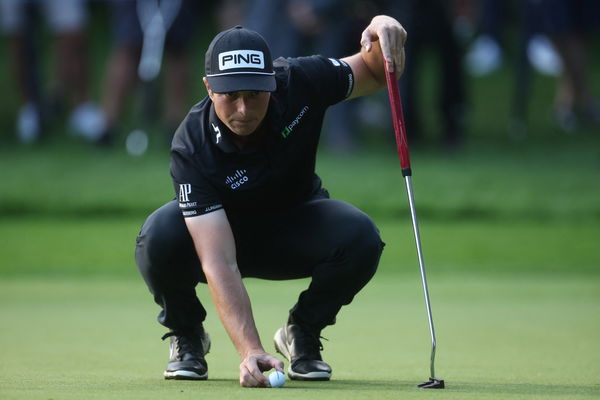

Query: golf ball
268,370,285,388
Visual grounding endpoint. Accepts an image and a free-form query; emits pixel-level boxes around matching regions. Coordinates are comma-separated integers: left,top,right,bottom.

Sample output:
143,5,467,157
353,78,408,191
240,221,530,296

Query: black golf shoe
274,323,332,381
162,325,211,380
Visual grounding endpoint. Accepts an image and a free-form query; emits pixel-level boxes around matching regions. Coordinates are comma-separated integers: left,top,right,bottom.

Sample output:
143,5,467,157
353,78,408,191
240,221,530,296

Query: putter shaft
405,176,437,379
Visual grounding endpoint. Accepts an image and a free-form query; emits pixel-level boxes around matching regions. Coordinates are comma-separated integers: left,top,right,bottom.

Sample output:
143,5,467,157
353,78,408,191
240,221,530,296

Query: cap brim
207,74,276,93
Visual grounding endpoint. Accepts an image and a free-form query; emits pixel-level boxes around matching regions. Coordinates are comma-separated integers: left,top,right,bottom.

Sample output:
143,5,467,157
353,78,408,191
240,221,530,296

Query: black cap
205,26,276,93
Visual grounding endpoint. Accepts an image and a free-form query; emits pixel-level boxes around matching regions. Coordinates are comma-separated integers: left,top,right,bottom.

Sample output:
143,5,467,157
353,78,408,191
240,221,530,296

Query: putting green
1,274,598,399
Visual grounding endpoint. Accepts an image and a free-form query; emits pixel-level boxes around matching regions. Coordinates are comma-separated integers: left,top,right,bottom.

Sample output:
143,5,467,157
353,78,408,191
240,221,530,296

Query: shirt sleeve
291,55,354,107
170,150,223,218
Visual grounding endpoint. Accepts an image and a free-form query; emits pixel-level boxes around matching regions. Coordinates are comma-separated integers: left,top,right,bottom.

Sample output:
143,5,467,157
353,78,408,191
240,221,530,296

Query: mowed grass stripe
1,139,599,222
1,217,598,276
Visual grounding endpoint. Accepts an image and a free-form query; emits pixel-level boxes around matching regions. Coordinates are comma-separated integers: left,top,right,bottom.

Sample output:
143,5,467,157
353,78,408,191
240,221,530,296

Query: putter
384,62,445,390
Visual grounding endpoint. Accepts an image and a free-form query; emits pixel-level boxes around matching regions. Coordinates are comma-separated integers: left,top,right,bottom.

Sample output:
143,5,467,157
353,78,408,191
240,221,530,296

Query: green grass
1,276,598,399
1,116,599,398
1,139,599,398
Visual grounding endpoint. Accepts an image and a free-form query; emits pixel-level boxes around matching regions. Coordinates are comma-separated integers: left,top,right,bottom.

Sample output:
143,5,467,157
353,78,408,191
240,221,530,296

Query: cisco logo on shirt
219,50,265,70
225,169,249,190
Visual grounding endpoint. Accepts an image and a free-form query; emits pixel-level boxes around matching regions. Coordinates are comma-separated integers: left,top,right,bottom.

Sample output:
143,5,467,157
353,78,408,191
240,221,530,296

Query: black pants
135,196,384,335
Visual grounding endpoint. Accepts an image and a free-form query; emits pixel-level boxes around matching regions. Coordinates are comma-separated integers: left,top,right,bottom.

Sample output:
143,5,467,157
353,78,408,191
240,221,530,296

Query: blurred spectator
464,0,504,76
464,1,562,78
215,0,246,31
527,0,600,132
98,0,202,146
390,0,466,150
0,0,104,144
244,0,353,59
243,0,374,153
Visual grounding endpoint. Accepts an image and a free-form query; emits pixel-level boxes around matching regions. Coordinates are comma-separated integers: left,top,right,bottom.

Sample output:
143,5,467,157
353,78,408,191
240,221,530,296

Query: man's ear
203,77,213,99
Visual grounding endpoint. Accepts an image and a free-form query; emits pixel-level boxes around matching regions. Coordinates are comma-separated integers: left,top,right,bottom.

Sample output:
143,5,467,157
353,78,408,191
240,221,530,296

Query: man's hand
343,15,406,99
360,15,407,74
239,351,285,387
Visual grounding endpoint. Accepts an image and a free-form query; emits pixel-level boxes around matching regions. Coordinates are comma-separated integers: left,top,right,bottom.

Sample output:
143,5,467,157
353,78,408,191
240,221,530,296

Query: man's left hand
360,15,407,74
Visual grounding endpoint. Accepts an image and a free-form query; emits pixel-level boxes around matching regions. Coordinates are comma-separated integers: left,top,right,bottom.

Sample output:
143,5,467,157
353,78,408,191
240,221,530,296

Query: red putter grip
384,62,412,177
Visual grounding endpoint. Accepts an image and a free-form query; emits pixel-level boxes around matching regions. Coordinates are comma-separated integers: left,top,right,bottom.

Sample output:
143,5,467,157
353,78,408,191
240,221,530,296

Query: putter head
418,377,445,389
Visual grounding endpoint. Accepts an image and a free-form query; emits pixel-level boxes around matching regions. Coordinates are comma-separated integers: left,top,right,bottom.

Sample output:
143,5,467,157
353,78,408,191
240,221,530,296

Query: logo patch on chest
225,169,249,190
281,105,309,138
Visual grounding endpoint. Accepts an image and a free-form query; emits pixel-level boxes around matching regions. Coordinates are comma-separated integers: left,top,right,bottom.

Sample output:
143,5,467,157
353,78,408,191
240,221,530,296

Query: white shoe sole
164,370,208,380
286,368,331,381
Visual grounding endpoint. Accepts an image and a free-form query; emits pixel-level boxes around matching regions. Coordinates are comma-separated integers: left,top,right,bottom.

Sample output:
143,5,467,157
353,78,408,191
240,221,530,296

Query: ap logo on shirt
179,184,192,202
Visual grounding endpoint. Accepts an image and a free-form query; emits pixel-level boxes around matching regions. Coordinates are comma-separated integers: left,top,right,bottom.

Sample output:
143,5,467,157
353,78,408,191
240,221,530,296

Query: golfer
135,15,406,387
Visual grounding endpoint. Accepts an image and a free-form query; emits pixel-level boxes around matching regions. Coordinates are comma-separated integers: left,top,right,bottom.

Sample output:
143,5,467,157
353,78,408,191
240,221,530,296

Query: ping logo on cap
219,50,265,71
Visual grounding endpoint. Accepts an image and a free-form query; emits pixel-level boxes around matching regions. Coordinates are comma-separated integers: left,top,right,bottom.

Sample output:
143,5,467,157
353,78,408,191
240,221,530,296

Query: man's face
204,78,271,136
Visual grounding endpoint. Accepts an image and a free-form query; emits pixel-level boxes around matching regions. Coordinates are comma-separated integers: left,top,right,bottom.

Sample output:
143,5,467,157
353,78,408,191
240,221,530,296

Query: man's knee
325,209,384,289
341,210,384,262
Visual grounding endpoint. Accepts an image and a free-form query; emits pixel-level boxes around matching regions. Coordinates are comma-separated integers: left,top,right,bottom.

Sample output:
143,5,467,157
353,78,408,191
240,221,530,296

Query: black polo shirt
170,55,354,220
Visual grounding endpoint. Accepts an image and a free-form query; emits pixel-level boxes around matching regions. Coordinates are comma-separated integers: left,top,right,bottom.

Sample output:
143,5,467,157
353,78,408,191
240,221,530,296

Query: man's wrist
240,346,266,359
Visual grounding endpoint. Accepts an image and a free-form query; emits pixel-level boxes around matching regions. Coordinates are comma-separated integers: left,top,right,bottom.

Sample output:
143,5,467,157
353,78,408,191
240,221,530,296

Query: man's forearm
204,263,265,359
184,211,264,358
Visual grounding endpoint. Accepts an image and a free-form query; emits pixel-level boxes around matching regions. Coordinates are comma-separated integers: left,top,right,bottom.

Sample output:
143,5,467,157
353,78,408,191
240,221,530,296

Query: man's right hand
239,351,285,387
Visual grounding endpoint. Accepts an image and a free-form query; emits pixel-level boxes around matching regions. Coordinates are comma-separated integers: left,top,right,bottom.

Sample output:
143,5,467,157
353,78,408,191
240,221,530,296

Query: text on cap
219,50,265,71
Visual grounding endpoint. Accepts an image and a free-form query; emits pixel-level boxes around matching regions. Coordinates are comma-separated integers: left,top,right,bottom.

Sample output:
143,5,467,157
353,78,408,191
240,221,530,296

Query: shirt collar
208,97,282,154
208,103,239,153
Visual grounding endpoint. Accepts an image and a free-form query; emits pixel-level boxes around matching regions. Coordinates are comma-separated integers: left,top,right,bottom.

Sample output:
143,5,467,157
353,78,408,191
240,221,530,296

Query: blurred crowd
1,0,598,152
